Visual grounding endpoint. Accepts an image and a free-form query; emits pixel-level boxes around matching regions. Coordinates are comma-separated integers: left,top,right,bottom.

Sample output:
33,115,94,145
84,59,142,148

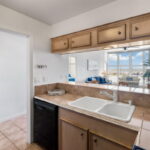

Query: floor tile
13,120,27,132
7,130,26,142
1,144,18,150
0,132,5,140
15,138,29,150
12,115,27,130
1,124,21,136
0,120,14,131
0,137,10,147
0,115,44,150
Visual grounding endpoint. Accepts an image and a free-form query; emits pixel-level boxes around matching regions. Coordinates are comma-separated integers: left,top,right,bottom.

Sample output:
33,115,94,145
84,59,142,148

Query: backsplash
35,83,150,108
34,83,57,96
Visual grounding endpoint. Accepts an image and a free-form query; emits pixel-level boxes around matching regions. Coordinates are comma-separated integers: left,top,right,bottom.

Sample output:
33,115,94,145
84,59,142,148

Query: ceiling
0,0,117,25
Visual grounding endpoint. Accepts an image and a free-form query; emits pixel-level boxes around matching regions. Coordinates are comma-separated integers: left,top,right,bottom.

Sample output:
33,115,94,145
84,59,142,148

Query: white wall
66,50,106,82
0,5,67,85
50,0,150,37
0,30,28,122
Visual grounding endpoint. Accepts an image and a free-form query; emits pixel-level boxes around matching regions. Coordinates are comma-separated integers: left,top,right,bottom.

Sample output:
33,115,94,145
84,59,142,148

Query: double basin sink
68,96,135,122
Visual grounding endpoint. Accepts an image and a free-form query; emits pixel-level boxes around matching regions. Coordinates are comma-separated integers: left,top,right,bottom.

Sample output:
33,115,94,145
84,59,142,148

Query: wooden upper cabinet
59,120,88,150
70,31,92,48
130,16,150,39
52,38,69,51
97,24,126,44
89,133,129,150
51,13,150,54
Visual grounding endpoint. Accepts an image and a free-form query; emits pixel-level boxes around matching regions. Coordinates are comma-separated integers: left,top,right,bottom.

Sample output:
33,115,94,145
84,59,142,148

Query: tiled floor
0,115,44,150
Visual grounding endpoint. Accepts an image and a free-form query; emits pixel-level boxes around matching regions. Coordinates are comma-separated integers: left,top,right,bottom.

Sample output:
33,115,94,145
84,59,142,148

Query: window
68,56,76,77
107,49,150,87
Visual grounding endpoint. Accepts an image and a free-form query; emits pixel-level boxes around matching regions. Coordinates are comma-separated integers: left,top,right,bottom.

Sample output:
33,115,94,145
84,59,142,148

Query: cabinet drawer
52,38,69,51
70,32,91,48
97,24,126,44
130,19,150,39
89,133,130,150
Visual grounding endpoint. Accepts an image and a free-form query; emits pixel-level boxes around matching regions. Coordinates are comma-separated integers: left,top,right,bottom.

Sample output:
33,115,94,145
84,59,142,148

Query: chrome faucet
128,100,132,106
100,90,118,102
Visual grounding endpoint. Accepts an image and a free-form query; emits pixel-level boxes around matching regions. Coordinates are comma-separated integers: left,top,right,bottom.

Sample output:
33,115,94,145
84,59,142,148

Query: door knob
94,139,97,143
81,133,84,136
135,26,139,31
118,31,121,35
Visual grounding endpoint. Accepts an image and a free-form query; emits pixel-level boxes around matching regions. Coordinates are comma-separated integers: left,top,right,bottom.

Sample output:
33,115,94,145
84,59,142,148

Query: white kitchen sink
97,102,135,122
68,96,109,112
68,96,135,122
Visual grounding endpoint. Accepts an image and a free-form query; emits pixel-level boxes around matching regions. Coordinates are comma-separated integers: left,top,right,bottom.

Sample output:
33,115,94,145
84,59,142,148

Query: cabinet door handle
94,139,97,143
80,133,84,136
118,31,121,35
64,42,66,45
135,26,139,31
72,41,75,43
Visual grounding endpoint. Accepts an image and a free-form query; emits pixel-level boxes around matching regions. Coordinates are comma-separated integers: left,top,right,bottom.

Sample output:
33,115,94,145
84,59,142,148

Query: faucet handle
99,91,107,95
128,100,132,106
99,91,103,94
113,90,117,95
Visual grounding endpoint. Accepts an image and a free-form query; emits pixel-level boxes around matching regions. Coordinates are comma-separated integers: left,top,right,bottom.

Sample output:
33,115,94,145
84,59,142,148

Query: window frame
68,56,77,78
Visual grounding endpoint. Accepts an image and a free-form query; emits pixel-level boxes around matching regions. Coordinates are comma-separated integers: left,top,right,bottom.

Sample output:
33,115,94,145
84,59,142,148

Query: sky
108,50,150,66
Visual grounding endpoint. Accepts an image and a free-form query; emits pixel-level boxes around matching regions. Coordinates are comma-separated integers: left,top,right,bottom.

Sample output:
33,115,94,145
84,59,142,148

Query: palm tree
144,58,150,66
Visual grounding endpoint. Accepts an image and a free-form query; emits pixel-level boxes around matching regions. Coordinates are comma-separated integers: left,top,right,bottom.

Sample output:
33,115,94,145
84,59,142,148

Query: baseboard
0,111,26,123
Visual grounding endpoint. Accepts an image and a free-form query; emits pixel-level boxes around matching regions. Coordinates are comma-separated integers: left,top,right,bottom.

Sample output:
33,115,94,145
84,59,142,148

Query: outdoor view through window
107,47,150,88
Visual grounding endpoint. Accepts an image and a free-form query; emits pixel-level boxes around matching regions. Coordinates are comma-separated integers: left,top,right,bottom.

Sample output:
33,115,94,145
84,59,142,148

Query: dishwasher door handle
35,105,45,111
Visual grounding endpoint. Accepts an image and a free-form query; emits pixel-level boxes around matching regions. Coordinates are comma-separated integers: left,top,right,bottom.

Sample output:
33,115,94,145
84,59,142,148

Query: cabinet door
89,133,130,150
70,32,91,48
52,38,69,51
130,18,150,39
59,120,88,150
97,24,126,44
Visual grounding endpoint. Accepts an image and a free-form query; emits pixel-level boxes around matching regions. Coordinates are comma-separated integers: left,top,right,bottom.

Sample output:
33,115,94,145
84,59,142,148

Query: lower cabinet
89,133,129,150
59,120,88,150
59,119,131,150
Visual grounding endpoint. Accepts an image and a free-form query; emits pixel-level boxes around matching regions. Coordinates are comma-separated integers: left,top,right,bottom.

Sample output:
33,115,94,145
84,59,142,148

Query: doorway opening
0,29,30,149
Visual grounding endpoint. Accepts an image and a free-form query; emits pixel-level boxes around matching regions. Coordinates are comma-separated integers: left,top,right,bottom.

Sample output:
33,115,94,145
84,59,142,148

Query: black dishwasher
33,98,58,150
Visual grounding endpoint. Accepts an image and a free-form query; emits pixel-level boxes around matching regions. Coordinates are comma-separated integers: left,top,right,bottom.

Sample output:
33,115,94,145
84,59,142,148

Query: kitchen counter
34,93,150,150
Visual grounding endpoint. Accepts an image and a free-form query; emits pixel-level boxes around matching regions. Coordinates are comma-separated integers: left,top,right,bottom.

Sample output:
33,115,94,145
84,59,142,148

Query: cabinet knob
118,31,121,35
81,133,84,136
64,42,66,45
72,41,75,43
135,26,139,31
94,139,97,143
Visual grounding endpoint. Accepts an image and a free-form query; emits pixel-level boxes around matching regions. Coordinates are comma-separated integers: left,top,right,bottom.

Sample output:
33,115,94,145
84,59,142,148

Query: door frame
0,28,33,143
